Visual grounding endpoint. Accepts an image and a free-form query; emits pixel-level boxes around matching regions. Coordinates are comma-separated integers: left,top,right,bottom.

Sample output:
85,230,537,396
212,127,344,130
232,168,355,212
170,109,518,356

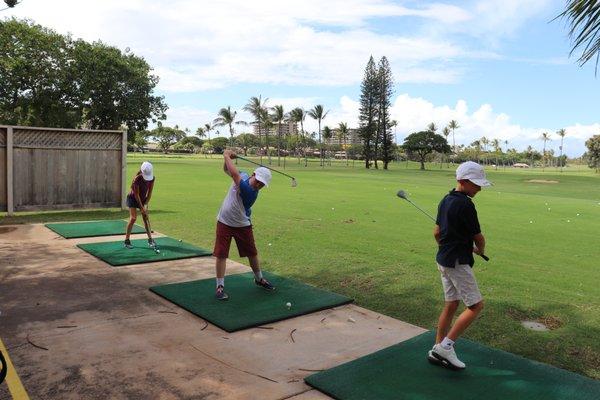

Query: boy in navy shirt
428,161,491,370
213,150,274,300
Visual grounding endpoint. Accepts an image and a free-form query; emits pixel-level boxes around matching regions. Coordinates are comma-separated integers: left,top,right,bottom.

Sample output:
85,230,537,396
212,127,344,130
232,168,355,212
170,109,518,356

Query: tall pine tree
377,56,394,170
358,56,379,168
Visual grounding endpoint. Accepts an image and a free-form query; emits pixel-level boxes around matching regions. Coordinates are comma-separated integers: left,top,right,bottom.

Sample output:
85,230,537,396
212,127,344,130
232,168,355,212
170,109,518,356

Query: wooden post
6,126,13,215
121,130,127,210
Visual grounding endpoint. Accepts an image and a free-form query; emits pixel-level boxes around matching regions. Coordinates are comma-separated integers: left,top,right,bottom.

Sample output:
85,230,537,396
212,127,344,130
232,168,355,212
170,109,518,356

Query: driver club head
291,178,298,188
396,190,408,200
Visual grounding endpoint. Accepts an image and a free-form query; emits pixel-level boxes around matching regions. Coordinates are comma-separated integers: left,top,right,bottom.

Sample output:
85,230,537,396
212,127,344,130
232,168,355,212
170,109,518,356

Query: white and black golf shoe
430,344,466,370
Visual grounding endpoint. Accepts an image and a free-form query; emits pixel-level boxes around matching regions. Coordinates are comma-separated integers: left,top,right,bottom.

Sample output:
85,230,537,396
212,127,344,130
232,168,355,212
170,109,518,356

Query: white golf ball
286,302,291,308
178,239,182,242
577,213,580,216
268,243,272,246
332,207,335,210
529,221,533,224
548,208,551,211
567,219,571,223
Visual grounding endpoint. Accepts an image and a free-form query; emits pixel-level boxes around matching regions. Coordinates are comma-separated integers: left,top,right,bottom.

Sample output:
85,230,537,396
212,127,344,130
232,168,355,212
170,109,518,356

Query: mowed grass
3,154,600,379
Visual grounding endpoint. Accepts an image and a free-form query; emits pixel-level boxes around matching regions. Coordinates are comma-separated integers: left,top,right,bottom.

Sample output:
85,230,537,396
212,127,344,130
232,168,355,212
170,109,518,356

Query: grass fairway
3,154,599,379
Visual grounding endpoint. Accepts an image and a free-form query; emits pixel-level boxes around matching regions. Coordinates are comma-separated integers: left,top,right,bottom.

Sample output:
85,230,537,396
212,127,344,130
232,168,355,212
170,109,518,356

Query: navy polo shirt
435,189,481,268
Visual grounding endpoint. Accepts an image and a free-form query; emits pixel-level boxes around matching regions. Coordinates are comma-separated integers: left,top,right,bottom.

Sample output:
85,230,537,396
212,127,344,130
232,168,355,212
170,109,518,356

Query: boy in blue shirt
213,150,274,300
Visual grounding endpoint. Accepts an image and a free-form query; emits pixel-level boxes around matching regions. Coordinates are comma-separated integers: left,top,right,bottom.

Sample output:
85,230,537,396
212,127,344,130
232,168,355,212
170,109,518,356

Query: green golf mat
77,237,212,266
149,272,353,332
46,220,146,238
305,331,600,400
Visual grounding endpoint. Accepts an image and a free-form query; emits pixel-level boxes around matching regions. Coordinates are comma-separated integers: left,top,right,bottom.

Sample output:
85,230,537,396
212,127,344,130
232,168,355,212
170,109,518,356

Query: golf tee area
1,154,599,399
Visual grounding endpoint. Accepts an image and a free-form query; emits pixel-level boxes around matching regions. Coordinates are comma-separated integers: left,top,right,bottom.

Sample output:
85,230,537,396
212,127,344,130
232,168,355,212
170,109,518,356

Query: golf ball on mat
178,239,182,242
286,302,291,308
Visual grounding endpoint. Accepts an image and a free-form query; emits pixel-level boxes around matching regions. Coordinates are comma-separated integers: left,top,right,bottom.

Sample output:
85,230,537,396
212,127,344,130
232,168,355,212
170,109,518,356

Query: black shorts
126,194,142,209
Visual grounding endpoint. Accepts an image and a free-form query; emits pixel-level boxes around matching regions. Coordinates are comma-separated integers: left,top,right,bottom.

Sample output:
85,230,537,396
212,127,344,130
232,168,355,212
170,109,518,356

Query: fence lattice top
12,128,122,150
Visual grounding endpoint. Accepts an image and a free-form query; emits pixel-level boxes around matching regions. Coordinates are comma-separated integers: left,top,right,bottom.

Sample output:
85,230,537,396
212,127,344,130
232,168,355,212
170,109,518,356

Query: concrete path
0,224,426,399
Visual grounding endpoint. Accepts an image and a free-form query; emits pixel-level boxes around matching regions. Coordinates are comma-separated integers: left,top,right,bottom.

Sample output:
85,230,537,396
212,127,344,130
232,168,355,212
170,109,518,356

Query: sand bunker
526,179,559,184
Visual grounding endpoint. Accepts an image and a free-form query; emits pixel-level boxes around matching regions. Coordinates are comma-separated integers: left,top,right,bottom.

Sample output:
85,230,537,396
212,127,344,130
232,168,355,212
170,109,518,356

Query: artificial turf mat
46,220,146,238
77,236,212,266
149,271,353,332
304,330,600,400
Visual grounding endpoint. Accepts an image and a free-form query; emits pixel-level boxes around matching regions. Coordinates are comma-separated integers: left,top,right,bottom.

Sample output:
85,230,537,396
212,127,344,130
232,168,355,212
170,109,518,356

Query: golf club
236,155,298,187
396,190,489,261
142,207,159,254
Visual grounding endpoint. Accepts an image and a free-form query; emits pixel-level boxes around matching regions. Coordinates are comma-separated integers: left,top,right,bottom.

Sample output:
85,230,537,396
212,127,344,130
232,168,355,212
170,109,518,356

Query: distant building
513,163,530,168
253,121,298,137
327,128,361,147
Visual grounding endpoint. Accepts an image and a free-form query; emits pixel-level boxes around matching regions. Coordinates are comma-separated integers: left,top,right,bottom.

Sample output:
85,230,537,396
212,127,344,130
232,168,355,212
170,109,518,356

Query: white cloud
4,0,490,92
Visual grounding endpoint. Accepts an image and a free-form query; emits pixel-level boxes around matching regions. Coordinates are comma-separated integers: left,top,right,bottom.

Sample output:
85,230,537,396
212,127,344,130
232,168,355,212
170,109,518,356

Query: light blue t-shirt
217,172,259,227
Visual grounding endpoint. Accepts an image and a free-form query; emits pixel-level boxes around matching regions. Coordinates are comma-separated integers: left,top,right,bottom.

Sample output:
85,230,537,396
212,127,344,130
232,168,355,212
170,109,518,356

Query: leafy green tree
308,104,329,167
133,130,150,153
322,125,333,165
235,133,259,156
0,19,167,140
358,56,379,168
585,134,600,172
151,124,186,153
338,122,349,166
175,136,203,153
403,130,451,170
211,136,230,154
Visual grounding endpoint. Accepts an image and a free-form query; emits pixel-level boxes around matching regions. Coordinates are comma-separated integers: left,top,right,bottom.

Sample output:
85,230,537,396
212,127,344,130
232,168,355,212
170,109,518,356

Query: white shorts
437,262,483,307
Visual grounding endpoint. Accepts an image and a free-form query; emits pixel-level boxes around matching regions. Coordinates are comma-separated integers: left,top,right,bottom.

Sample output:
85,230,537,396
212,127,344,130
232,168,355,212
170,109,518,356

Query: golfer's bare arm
145,183,153,206
134,186,146,214
473,232,485,255
223,151,242,185
433,224,441,244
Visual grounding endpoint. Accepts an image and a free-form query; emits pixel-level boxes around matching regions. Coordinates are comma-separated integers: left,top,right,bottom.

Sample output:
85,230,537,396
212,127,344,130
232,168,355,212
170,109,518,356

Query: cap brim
470,178,492,187
142,173,154,181
255,177,269,187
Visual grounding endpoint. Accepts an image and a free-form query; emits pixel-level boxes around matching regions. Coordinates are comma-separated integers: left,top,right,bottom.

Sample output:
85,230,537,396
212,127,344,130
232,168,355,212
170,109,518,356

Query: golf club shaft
400,196,489,262
236,155,296,180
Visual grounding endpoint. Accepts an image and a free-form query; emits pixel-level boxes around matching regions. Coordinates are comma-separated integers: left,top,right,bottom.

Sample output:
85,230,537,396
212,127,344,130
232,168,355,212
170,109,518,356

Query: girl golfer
124,161,156,249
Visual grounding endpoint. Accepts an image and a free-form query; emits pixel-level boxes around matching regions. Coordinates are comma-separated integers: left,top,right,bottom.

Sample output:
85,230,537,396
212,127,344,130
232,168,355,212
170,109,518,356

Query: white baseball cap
254,167,272,187
456,161,492,187
141,161,154,181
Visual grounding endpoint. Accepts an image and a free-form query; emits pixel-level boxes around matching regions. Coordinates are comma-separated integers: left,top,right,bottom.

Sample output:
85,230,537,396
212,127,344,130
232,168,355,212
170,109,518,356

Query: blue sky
4,0,599,156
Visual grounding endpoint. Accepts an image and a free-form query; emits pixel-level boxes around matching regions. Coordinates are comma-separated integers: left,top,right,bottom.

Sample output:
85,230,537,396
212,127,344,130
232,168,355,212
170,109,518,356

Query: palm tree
259,107,273,164
491,138,500,170
442,126,450,168
448,120,459,155
308,104,329,167
271,105,286,167
504,139,509,168
558,1,600,72
541,132,551,171
213,107,245,149
480,136,489,164
322,126,333,166
427,122,437,133
338,122,349,166
243,96,269,163
557,128,566,172
290,107,308,166
195,126,207,158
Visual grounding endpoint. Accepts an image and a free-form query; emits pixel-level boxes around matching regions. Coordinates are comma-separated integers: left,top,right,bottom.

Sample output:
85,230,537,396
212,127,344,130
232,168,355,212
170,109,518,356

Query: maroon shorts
213,221,257,258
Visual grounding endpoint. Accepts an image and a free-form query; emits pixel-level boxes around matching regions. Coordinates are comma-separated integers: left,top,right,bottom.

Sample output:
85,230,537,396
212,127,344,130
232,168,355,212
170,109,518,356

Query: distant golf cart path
0,224,425,399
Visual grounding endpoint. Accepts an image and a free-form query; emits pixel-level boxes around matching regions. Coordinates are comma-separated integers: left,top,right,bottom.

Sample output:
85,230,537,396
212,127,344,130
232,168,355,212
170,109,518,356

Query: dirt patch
526,179,559,184
507,307,563,330
0,226,18,234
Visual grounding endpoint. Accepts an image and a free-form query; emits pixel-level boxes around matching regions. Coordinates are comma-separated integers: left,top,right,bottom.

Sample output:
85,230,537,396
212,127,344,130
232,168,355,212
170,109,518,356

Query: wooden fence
0,126,127,215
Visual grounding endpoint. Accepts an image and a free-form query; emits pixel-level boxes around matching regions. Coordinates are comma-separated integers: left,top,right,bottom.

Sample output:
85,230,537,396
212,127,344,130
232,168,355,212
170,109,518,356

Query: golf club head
396,190,408,200
291,178,298,188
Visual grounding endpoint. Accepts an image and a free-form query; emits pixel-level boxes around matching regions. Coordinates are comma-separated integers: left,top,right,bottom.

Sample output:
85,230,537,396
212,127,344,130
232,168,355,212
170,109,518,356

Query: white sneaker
432,344,466,370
